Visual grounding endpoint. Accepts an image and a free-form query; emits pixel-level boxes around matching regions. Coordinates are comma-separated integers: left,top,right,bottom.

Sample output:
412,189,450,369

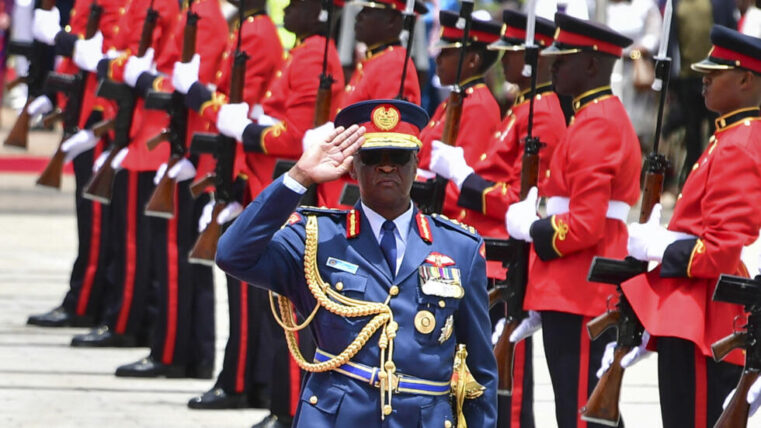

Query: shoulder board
429,213,481,240
297,206,351,217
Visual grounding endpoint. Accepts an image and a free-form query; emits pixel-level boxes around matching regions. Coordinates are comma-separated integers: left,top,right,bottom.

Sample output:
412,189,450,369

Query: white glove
492,318,506,345
27,95,53,116
124,48,155,87
111,147,129,170
249,103,265,121
32,7,61,45
257,113,280,127
302,121,335,152
509,310,541,343
73,31,104,72
153,158,196,184
198,200,215,232
596,331,651,378
505,186,539,242
216,102,251,141
61,129,98,162
171,54,200,94
217,201,243,225
723,376,761,417
429,140,474,189
627,204,685,263
93,150,110,172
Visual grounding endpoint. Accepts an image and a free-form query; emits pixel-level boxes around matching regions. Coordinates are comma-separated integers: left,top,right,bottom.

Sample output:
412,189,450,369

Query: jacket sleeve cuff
54,31,78,57
660,238,699,278
96,58,110,80
241,123,267,153
134,72,158,98
457,173,491,213
530,216,563,261
186,81,211,112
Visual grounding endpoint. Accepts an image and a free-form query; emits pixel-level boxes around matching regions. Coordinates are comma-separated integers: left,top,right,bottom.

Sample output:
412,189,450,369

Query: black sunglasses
359,150,413,166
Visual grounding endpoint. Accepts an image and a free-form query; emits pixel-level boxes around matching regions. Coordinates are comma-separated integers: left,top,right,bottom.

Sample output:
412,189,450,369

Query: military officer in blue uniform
216,99,497,427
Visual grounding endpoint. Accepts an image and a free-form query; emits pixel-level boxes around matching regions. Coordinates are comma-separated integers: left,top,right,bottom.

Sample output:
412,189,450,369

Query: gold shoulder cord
268,215,400,419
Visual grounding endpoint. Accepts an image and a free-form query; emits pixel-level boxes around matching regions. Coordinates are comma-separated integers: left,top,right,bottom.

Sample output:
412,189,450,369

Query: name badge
419,266,464,299
326,257,359,274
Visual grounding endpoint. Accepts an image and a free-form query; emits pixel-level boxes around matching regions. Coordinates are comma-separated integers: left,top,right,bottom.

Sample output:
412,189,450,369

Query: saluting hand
289,125,365,187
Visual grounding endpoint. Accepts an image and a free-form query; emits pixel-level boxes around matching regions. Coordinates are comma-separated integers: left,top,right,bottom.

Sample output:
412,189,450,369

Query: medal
414,310,436,334
438,315,454,343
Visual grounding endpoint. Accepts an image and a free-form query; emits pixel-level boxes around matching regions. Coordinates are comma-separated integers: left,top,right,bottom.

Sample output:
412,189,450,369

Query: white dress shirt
361,201,413,275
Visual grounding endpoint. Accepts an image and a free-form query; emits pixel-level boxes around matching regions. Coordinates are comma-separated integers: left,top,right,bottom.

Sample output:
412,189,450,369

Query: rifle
395,0,417,100
143,0,199,218
186,3,248,265
580,2,673,425
313,0,334,127
82,1,160,203
4,0,57,149
37,1,103,189
487,3,545,397
711,274,761,428
411,0,473,215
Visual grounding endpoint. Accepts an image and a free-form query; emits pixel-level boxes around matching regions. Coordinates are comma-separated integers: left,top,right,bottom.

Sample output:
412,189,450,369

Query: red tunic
623,108,761,366
525,87,641,317
318,43,422,208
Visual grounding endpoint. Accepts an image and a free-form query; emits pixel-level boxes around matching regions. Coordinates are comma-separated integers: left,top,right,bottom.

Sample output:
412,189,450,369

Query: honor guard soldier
25,0,123,328
505,13,641,428
216,99,498,427
430,11,567,428
620,26,761,427
174,0,284,412
312,0,427,209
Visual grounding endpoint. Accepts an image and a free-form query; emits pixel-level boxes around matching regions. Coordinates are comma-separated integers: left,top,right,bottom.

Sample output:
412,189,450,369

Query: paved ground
0,105,758,427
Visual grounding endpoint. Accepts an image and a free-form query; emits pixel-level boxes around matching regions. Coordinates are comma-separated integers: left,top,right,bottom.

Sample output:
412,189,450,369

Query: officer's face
550,52,587,96
350,149,417,214
501,50,526,85
702,69,745,115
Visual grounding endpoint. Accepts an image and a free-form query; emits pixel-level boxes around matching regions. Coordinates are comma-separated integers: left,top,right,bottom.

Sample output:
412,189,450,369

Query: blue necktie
380,220,397,274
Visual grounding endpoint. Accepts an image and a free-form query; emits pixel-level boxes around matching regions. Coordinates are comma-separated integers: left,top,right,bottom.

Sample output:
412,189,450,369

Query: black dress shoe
70,325,139,347
187,388,248,409
27,306,96,328
115,356,187,378
251,414,292,428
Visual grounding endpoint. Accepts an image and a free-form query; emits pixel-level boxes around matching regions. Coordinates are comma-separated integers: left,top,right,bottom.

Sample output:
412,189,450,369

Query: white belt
546,196,631,222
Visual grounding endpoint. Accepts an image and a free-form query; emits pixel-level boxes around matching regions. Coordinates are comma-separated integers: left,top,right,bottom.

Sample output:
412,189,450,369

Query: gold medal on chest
414,310,436,334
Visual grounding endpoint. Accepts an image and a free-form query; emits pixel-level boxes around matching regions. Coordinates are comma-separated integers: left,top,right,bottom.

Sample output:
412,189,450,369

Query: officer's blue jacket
217,176,498,427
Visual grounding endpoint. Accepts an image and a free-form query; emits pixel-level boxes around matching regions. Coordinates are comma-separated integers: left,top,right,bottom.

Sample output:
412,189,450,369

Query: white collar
360,201,413,245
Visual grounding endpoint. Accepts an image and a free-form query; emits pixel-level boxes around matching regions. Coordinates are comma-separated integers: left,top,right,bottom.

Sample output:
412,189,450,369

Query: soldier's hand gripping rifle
36,1,103,189
580,2,673,425
186,4,248,265
411,0,472,215
4,0,57,149
143,0,199,218
711,274,761,428
487,2,544,397
82,1,160,204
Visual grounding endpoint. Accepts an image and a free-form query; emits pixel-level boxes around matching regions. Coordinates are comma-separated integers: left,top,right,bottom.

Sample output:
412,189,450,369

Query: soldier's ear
349,158,358,179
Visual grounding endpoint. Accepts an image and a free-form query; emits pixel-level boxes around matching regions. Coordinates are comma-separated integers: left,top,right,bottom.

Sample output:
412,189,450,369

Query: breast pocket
319,271,369,331
414,286,461,347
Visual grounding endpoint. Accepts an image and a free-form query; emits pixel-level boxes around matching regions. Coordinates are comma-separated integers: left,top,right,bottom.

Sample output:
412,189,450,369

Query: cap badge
371,105,400,131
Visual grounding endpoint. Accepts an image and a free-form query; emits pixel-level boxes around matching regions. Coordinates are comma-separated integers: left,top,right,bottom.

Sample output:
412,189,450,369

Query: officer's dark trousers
61,145,111,322
102,170,157,339
656,337,742,428
147,185,215,369
215,277,269,397
541,310,622,428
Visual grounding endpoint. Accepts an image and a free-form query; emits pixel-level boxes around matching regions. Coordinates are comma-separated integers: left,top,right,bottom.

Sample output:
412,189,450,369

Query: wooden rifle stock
5,100,31,149
42,108,64,127
189,202,226,265
146,129,170,150
580,346,630,427
313,85,333,127
190,173,215,199
83,149,118,203
587,310,622,341
137,7,159,57
712,332,748,362
488,286,504,309
493,318,519,395
144,155,181,218
36,144,66,188
714,370,759,428
91,118,114,138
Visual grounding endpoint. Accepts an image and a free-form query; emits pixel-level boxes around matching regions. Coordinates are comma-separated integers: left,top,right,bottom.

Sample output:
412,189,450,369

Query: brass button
445,421,452,428
276,70,282,78
265,90,272,98
480,153,487,161
335,282,344,291
389,285,399,296
309,395,318,404
215,70,222,79
119,7,125,14
414,311,435,334
247,16,255,23
438,300,446,308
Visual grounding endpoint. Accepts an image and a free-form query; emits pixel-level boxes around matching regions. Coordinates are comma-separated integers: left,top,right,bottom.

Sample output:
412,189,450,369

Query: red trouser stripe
235,282,249,393
694,347,708,428
511,338,526,427
577,316,591,428
289,325,300,416
116,171,138,333
76,144,104,315
162,199,179,364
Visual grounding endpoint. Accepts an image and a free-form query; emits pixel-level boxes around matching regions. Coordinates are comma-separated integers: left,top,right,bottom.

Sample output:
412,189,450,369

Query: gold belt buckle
378,372,400,392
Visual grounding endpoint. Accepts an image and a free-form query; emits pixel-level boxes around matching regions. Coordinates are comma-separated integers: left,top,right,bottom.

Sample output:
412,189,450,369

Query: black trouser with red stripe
148,186,215,369
656,336,741,428
214,277,269,396
541,310,622,428
61,145,111,321
102,169,158,340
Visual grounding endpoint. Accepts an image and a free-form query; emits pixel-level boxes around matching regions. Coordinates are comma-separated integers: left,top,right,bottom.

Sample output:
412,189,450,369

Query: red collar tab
346,209,360,239
416,212,433,244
